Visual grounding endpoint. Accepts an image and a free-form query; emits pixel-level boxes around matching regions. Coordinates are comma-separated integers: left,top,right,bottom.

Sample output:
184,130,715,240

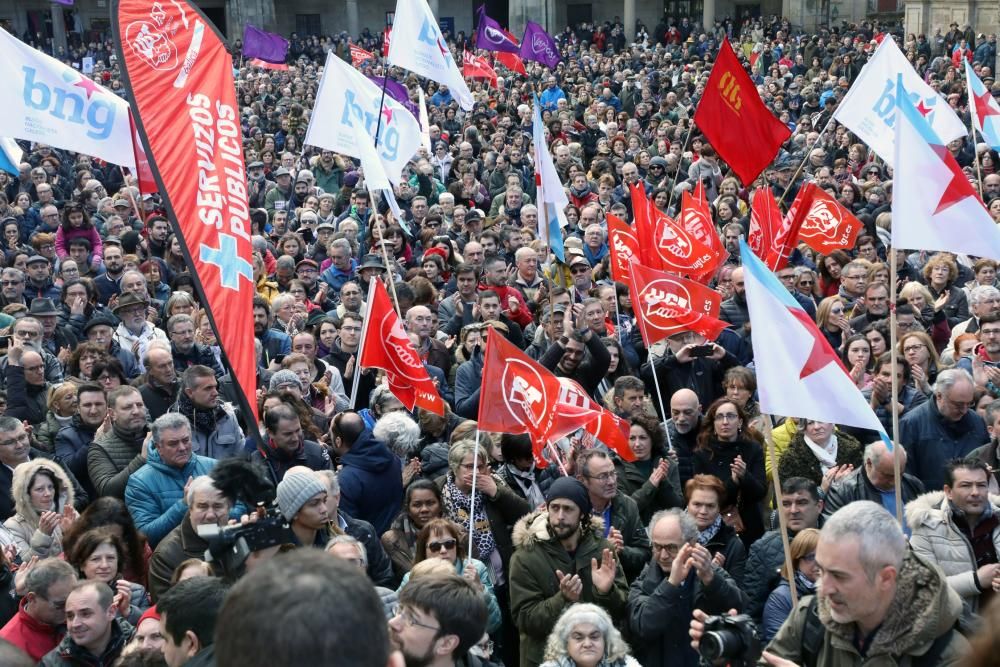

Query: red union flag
462,51,498,87
749,186,781,260
607,213,640,284
553,378,634,462
383,28,391,56
790,183,864,254
629,261,726,345
350,44,375,67
360,280,444,416
681,185,723,255
113,0,257,423
629,183,719,278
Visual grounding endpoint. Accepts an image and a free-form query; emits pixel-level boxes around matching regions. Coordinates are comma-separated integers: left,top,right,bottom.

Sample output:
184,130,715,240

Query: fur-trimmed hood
816,548,963,656
11,458,74,527
905,490,1000,529
512,509,605,550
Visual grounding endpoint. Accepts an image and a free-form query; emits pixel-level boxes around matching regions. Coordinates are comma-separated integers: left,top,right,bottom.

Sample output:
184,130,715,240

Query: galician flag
892,75,1000,259
0,138,23,176
740,239,886,433
388,0,474,110
965,59,1000,152
532,95,567,261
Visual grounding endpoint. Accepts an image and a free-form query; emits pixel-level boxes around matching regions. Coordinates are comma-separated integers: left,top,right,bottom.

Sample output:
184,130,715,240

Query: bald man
405,305,451,377
669,389,702,487
823,441,925,519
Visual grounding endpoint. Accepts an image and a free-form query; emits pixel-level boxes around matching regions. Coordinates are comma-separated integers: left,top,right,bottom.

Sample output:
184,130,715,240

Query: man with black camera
628,508,744,666
691,502,968,666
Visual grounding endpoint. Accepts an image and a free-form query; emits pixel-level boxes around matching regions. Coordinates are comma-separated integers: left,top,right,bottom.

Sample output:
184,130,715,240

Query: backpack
800,595,954,667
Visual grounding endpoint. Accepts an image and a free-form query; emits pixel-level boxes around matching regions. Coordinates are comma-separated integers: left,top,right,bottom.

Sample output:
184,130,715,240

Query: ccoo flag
532,96,567,261
388,0,474,110
741,239,885,432
0,28,136,173
965,59,1000,152
834,36,965,166
694,38,790,185
892,75,1000,259
306,53,421,185
113,0,257,424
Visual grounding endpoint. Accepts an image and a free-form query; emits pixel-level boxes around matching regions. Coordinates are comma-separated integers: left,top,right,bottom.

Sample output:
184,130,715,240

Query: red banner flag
607,213,640,285
359,280,445,416
496,30,527,75
127,109,157,196
462,51,498,87
679,187,723,256
113,0,258,424
788,183,864,254
249,58,289,71
694,38,791,186
629,261,727,345
383,28,391,56
766,194,809,271
631,184,720,279
748,186,781,260
553,378,633,462
350,44,376,67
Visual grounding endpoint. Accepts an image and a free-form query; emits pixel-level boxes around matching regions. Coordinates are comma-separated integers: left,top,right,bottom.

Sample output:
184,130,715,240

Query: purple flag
519,21,561,68
475,6,519,54
242,24,289,64
367,75,419,118
53,0,74,5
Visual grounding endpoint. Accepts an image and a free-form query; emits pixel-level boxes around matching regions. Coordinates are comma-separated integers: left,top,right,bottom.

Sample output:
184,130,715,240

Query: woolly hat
544,477,591,516
269,369,303,392
276,471,326,521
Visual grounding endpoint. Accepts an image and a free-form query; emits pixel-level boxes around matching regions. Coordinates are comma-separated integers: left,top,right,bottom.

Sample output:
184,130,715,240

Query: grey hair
185,475,226,506
276,255,296,269
369,385,398,413
448,440,489,477
933,367,974,396
121,269,147,287
649,508,698,544
793,266,816,279
819,500,905,580
863,440,905,469
142,340,172,368
542,603,632,662
151,412,191,444
372,412,421,458
271,293,296,313
315,469,340,497
0,416,22,435
167,313,195,334
329,238,352,254
969,284,1000,307
985,398,1000,426
326,534,367,568
25,558,76,596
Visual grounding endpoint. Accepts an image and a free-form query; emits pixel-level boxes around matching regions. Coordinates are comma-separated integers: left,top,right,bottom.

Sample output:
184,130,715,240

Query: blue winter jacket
338,430,402,534
125,446,216,546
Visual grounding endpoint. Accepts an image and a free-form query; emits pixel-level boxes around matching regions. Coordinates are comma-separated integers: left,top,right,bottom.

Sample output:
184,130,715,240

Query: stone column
346,0,360,38
428,0,440,16
51,5,67,57
703,0,716,33
624,0,636,41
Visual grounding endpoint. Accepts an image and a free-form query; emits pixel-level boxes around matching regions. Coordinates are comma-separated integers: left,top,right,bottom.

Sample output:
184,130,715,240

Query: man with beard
718,267,749,333
509,477,628,667
538,307,611,397
388,575,487,667
695,502,968,666
247,160,275,209
112,292,168,374
253,296,291,367
166,314,223,377
667,388,702,487
168,366,244,460
87,385,151,499
93,243,124,306
145,216,171,259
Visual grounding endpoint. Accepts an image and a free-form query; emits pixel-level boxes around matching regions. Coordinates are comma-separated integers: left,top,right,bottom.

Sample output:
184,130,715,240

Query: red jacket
0,599,63,662
479,284,533,328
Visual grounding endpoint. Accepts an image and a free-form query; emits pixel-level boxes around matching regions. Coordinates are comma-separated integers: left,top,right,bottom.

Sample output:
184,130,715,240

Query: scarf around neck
804,434,838,473
697,514,723,545
443,473,496,561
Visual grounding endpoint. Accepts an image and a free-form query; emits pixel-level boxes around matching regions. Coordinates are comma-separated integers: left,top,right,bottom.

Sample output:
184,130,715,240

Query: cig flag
306,53,421,185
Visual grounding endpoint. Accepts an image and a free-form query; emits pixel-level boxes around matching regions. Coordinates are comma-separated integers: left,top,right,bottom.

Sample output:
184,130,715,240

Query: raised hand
590,548,617,594
556,569,583,602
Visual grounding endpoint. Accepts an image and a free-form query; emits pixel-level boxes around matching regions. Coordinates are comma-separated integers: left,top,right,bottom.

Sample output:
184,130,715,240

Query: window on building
296,14,322,36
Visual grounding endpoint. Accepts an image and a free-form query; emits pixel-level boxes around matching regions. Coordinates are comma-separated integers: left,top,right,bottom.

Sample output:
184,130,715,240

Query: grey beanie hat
269,369,303,392
276,471,327,521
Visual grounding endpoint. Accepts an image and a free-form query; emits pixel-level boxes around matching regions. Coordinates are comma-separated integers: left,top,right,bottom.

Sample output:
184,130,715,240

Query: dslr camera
698,614,762,667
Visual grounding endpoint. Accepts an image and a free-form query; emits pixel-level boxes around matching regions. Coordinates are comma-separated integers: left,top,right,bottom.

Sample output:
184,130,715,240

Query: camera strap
800,595,955,667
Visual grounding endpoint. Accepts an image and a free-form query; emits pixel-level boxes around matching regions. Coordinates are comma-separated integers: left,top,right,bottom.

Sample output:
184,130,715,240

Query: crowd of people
0,8,1000,667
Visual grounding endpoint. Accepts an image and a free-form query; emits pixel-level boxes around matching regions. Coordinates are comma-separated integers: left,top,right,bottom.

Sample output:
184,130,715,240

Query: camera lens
700,629,744,661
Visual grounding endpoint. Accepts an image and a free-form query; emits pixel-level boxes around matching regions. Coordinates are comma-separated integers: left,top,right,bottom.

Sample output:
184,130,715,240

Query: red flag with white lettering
552,378,634,462
637,184,721,279
350,44,376,67
607,213,640,285
766,190,810,271
113,0,258,424
360,280,445,415
462,51,498,87
790,183,865,254
629,261,727,345
748,185,781,261
682,183,723,255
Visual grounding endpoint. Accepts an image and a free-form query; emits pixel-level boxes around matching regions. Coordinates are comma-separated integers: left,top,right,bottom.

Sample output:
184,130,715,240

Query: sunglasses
428,539,457,552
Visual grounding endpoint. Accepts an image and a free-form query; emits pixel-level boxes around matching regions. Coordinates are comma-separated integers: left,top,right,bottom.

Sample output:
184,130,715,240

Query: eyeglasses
652,542,682,557
714,412,740,422
798,280,814,286
571,266,591,275
902,344,926,353
982,329,1000,337
427,538,457,552
22,365,44,372
586,471,617,483
0,432,29,448
398,607,440,632
1,280,23,286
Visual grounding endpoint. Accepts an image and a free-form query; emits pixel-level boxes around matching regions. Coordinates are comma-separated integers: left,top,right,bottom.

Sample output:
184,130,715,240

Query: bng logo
21,67,118,140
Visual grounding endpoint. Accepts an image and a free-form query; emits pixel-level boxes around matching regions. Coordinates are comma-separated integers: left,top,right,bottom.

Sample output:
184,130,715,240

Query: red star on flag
915,99,933,117
973,88,1000,125
73,74,103,99
931,145,979,214
788,307,846,380
381,105,393,125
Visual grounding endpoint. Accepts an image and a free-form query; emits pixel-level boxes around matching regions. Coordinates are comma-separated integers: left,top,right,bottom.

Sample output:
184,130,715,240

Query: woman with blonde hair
3,459,77,560
762,528,821,641
922,253,970,327
899,330,941,396
815,295,850,351
541,603,639,667
35,383,78,453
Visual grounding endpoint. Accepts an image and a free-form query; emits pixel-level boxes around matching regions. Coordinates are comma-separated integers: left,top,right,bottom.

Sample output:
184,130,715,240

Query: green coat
509,511,629,667
603,494,651,582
